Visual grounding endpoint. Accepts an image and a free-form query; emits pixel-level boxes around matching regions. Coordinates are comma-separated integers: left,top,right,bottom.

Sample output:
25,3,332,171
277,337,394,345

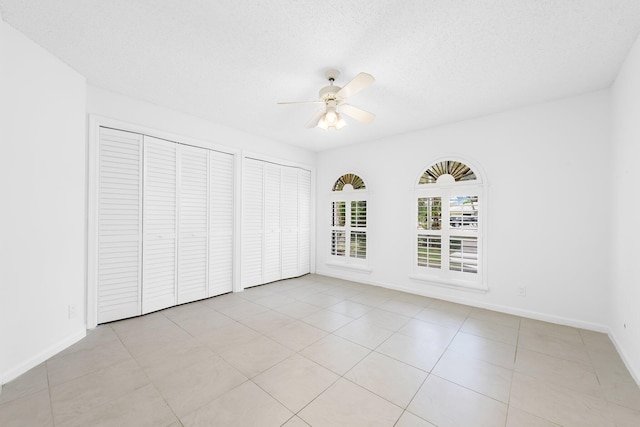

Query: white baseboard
1,327,86,386
608,330,640,387
314,269,609,333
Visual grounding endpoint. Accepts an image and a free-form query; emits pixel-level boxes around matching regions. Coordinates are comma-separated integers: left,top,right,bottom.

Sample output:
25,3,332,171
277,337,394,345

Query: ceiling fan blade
340,104,375,124
305,109,326,128
336,72,375,99
277,100,324,105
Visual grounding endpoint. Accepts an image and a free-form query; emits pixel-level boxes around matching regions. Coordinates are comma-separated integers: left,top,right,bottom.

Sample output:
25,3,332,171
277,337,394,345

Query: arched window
413,159,485,290
329,173,369,266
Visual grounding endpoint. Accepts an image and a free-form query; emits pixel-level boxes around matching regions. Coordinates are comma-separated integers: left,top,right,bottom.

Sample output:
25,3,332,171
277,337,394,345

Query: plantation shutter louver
209,150,234,296
350,201,367,259
142,136,178,313
178,145,209,304
97,127,143,323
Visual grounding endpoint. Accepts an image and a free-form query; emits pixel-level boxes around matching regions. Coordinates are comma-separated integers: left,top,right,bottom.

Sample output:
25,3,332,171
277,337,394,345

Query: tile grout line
45,361,55,427
110,319,189,426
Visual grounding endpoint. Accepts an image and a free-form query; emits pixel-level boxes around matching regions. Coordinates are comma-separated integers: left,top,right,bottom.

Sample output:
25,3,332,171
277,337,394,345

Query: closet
95,127,234,323
242,158,311,288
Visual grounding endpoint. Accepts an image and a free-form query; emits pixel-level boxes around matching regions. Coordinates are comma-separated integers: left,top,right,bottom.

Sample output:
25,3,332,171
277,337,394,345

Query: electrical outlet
68,304,77,319
516,286,527,297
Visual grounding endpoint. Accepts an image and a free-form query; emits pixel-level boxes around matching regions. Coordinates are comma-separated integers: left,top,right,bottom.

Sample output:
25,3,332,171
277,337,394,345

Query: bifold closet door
281,167,299,279
242,159,312,288
142,136,177,314
209,151,234,296
97,127,143,324
242,158,264,288
298,169,311,275
263,163,282,283
178,145,209,304
96,129,237,322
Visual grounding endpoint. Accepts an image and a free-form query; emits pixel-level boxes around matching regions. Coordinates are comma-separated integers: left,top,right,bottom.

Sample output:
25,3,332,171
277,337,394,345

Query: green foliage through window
332,202,346,226
331,231,346,256
351,201,367,228
350,231,367,259
417,235,441,268
418,197,441,230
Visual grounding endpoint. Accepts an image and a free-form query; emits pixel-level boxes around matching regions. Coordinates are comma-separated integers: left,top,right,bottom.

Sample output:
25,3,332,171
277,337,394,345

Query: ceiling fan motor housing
319,85,341,101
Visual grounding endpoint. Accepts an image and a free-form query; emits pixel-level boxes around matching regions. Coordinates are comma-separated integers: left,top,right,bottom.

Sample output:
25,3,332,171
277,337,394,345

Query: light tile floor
1,274,639,426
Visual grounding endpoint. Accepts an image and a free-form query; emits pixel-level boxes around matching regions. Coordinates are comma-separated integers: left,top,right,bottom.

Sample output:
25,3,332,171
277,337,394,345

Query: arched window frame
410,158,487,291
328,172,371,271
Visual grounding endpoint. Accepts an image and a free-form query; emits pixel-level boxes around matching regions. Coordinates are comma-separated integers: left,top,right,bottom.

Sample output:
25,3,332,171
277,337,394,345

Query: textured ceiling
2,1,640,152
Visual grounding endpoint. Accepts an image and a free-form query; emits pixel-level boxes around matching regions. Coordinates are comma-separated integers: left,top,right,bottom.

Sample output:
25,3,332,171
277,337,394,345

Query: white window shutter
281,167,299,279
142,136,178,313
97,127,143,323
263,163,282,283
178,145,209,304
298,169,311,275
209,150,234,296
242,158,264,287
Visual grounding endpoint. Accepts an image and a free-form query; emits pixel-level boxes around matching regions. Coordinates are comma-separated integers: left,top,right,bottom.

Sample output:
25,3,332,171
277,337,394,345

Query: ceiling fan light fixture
325,107,337,125
317,116,329,130
281,70,375,130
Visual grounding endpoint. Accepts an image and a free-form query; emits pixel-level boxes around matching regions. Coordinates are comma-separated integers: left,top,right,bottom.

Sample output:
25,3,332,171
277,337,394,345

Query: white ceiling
2,1,640,152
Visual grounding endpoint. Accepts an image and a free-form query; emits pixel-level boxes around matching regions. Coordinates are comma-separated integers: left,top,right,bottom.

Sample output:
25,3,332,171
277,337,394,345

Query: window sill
408,273,488,293
325,260,372,273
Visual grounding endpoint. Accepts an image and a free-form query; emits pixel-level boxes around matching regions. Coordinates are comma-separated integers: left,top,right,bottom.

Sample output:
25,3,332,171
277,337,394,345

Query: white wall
87,85,316,167
611,33,640,383
0,19,87,384
317,91,611,331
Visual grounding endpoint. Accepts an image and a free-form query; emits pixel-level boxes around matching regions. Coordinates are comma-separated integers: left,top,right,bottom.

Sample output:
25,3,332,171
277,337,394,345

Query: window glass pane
331,231,346,256
449,236,478,273
350,231,367,259
418,197,441,230
417,235,441,268
449,195,478,230
351,201,367,228
332,201,346,226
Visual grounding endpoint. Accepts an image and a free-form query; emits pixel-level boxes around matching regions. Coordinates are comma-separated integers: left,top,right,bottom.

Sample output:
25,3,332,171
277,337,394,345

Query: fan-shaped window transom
419,161,476,185
333,173,366,191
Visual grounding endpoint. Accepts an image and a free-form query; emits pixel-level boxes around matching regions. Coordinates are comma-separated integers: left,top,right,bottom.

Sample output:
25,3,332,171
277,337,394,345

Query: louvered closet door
242,159,264,287
178,145,209,304
97,127,142,323
281,167,299,279
142,136,177,314
298,169,311,275
209,151,234,296
263,163,282,283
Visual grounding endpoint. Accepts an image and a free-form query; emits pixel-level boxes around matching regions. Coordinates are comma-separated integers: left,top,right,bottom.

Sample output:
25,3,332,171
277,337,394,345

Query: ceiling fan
278,69,375,130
